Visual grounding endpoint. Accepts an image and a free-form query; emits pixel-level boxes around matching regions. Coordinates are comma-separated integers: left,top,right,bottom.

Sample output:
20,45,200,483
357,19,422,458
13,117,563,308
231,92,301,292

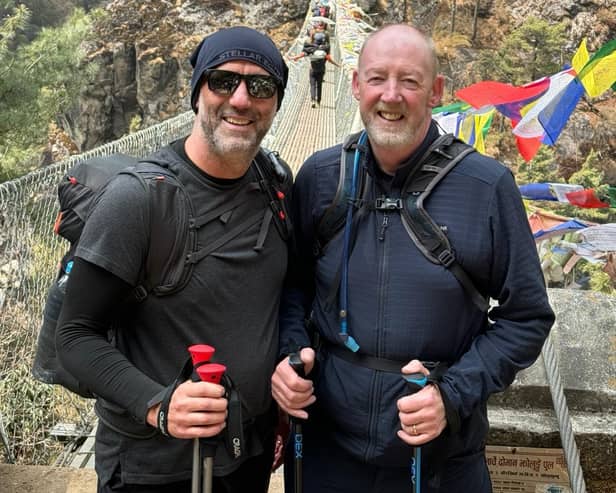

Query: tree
0,3,30,56
0,8,96,181
496,17,567,84
1,1,84,41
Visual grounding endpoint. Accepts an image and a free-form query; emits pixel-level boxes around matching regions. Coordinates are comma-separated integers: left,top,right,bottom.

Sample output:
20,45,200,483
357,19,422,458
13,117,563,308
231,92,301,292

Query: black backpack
32,148,292,398
316,131,488,313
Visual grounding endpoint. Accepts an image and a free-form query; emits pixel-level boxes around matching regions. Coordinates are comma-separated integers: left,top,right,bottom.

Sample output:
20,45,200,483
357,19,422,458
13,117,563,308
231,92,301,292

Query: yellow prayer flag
571,38,590,74
578,40,616,98
473,108,495,154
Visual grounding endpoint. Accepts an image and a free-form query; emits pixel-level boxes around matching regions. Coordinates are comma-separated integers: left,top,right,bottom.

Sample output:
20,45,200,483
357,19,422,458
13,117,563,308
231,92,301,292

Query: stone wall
488,288,616,492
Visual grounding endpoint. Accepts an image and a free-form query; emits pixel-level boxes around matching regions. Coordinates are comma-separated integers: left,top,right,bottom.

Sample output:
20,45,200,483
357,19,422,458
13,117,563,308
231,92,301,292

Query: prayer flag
432,111,461,135
519,183,585,202
432,101,470,114
513,69,579,141
607,186,616,208
538,78,584,145
519,183,554,201
565,189,610,208
455,78,549,110
515,134,543,162
577,39,616,98
571,38,590,74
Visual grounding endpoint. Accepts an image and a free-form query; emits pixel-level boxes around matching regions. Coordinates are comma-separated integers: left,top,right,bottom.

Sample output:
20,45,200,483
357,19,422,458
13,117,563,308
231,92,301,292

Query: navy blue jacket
279,124,555,469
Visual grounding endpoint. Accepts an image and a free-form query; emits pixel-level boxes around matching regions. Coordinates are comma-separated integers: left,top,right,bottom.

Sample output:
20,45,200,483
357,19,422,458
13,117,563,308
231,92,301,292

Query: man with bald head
272,24,553,492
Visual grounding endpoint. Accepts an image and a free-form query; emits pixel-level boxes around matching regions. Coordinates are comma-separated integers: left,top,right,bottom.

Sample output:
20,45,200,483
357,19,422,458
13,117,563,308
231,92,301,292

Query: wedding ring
412,424,418,436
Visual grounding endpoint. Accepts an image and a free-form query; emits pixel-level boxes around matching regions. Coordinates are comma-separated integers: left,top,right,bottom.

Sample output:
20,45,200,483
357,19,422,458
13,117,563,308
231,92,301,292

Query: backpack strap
125,149,292,302
316,132,488,313
400,134,489,312
253,147,293,243
119,161,195,300
315,131,368,256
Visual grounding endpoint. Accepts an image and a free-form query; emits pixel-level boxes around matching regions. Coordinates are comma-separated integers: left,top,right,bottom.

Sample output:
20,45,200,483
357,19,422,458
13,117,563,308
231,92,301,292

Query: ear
352,70,360,100
428,74,445,108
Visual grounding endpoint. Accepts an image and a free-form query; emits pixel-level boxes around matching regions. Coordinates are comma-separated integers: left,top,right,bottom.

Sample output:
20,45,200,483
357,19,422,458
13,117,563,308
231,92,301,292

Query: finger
397,392,424,414
182,396,229,414
166,408,228,439
401,359,429,376
299,347,316,373
181,380,226,398
272,386,315,414
273,361,314,394
172,421,227,439
397,429,430,446
286,405,312,420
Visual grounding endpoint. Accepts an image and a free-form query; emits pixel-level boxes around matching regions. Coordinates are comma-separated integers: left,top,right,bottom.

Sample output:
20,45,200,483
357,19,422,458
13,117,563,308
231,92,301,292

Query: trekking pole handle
403,373,428,393
402,372,427,493
188,346,226,456
288,352,305,493
288,352,306,379
188,344,215,367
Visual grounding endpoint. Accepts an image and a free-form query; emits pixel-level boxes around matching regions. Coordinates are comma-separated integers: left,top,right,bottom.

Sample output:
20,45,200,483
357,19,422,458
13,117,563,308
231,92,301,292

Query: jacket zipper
365,210,390,461
378,213,389,241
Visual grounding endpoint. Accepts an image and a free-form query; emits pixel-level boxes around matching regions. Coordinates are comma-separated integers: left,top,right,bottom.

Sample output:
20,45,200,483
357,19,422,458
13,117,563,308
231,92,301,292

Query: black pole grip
289,352,306,378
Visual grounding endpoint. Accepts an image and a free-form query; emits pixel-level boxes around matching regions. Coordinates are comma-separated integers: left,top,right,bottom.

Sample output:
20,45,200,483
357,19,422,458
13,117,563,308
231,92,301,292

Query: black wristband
156,384,177,437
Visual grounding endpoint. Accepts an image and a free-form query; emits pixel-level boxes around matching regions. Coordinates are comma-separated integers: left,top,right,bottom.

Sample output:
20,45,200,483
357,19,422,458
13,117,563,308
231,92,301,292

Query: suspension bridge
0,3,614,492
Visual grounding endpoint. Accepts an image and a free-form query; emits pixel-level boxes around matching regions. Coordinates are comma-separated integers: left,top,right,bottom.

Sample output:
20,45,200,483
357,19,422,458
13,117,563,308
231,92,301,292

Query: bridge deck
271,61,341,173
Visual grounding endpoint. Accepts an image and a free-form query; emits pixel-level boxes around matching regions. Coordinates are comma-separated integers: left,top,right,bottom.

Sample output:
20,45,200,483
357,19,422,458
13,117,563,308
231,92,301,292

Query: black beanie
189,26,288,112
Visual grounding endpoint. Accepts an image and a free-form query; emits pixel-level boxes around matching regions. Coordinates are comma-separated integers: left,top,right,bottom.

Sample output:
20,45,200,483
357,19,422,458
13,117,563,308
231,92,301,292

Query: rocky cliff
72,0,307,149
71,0,615,179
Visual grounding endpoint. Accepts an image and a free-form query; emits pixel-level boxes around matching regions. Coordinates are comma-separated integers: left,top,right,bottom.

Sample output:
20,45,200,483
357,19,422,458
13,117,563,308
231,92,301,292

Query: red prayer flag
565,189,610,208
516,135,543,162
455,78,550,109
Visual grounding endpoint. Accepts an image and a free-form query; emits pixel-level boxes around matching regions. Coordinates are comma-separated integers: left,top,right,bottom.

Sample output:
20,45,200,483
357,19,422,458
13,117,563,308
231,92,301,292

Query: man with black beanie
57,26,291,492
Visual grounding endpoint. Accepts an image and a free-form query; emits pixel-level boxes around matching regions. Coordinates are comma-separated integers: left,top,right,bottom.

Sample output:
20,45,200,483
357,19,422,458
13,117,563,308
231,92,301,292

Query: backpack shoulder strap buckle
437,249,455,268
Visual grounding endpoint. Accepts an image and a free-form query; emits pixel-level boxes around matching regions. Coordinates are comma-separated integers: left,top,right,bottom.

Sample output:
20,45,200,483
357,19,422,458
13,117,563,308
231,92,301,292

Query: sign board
486,445,572,493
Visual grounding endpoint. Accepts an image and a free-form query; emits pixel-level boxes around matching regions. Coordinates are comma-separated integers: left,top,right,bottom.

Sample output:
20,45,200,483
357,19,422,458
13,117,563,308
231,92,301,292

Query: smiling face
352,25,444,172
191,60,278,177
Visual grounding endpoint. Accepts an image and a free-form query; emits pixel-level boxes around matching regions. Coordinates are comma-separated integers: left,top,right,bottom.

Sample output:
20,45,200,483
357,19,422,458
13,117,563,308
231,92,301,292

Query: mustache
374,104,406,115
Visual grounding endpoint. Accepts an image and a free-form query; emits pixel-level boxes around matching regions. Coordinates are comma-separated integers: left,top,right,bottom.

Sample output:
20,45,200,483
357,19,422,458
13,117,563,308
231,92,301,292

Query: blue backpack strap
314,131,368,257
400,134,489,312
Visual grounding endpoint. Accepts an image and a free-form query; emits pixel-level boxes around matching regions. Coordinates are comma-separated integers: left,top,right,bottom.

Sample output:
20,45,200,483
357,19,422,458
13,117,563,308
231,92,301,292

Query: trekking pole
196,363,226,493
188,345,225,493
288,352,306,493
403,373,428,493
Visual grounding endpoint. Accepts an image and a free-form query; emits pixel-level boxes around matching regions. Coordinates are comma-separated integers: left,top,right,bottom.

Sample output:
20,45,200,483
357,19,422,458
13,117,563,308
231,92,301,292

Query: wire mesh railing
0,1,374,466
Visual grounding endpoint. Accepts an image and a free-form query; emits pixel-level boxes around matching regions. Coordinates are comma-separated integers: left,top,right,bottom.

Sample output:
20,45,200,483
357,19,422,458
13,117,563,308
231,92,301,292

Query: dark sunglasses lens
246,76,278,98
207,71,240,95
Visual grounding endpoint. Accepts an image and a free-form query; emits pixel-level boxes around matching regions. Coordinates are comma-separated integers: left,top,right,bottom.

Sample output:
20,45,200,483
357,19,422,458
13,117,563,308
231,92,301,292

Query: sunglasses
204,69,279,99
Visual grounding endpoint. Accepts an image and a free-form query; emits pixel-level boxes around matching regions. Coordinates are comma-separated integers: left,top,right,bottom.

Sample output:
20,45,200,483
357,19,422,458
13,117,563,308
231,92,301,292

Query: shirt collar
368,121,441,190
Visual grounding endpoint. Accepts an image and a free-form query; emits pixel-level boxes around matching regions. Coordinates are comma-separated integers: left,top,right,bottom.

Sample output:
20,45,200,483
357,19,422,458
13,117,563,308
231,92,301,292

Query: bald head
358,24,439,80
351,23,445,172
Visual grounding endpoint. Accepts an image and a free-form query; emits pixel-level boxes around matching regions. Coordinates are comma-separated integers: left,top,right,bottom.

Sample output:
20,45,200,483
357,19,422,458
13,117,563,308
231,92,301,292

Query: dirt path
0,465,284,492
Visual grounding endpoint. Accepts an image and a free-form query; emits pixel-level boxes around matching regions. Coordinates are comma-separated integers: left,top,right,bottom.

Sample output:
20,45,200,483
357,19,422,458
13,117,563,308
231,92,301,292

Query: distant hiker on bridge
290,32,340,108
272,24,555,492
56,26,291,493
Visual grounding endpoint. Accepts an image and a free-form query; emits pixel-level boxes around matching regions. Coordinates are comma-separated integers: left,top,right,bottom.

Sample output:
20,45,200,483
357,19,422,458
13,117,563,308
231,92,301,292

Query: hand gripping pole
403,373,428,493
188,345,226,493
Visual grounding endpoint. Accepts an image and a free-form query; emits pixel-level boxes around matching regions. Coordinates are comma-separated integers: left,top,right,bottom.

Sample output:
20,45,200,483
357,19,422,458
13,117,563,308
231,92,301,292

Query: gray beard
200,118,261,163
366,126,410,148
